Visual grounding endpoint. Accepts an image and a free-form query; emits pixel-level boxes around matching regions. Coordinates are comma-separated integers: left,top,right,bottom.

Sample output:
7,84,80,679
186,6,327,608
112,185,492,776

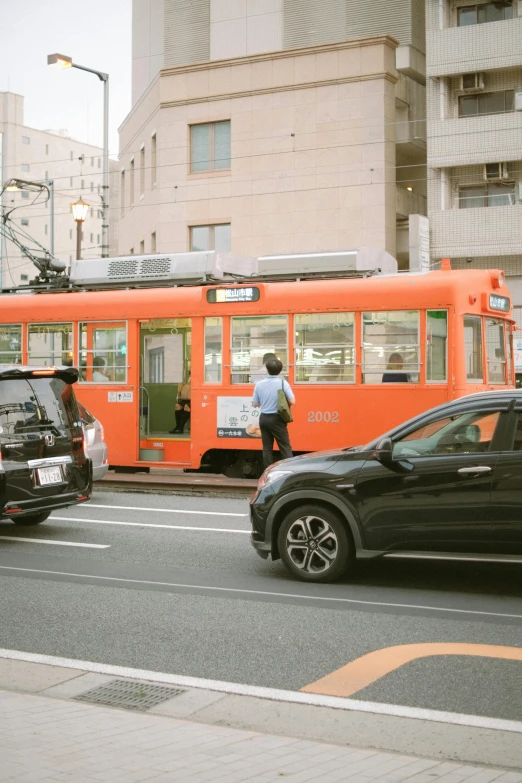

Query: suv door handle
457,466,492,474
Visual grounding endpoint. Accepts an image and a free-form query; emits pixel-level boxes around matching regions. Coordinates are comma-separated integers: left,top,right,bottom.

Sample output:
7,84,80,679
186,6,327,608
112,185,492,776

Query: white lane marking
0,648,521,735
52,517,249,534
85,504,248,518
0,537,109,549
1,564,521,620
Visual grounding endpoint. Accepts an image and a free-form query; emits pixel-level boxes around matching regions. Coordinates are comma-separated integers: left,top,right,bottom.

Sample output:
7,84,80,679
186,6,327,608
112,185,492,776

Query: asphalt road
0,490,521,723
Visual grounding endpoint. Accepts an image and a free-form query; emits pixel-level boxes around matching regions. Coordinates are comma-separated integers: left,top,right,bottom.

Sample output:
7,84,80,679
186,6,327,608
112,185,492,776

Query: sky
0,0,132,156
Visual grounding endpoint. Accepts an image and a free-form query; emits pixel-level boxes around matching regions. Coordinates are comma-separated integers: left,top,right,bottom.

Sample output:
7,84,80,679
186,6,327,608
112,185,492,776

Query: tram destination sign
207,287,260,303
489,294,510,313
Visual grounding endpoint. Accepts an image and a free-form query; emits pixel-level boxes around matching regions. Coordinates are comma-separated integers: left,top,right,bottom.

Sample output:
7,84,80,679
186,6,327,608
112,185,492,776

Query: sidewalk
0,656,521,782
2,689,521,783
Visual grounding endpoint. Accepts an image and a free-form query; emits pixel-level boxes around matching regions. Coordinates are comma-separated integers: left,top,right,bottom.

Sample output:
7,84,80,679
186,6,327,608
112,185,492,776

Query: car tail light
99,422,105,441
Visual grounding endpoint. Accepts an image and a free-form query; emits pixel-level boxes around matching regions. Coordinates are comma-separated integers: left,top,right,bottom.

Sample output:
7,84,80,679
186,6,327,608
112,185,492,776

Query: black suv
250,391,522,582
0,366,92,526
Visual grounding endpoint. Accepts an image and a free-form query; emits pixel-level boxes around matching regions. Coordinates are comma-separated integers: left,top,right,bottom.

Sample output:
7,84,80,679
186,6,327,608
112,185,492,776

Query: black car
0,365,92,526
250,390,522,582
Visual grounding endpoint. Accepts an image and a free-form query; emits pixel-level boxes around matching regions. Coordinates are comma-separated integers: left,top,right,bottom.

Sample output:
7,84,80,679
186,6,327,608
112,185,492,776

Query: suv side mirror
375,437,393,465
375,437,415,473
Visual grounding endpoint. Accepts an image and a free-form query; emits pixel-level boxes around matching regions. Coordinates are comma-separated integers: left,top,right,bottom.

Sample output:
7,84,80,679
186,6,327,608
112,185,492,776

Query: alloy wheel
285,514,339,575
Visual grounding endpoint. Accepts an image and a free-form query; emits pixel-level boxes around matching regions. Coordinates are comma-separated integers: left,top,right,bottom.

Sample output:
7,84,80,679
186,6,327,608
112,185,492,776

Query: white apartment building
119,0,427,268
0,92,119,288
426,0,522,341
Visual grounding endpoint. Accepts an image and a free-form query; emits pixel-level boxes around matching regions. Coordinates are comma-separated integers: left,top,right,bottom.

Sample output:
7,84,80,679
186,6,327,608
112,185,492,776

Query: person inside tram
382,352,409,383
170,373,191,434
92,356,110,382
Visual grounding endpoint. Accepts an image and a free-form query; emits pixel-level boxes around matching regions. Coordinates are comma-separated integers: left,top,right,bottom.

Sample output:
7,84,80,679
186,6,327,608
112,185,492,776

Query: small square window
22,135,30,145
190,121,231,173
21,163,29,172
21,274,28,281
21,218,29,226
21,191,29,199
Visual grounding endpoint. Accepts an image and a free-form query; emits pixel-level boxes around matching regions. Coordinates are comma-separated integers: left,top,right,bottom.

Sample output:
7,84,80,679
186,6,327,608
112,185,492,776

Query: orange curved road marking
301,643,522,698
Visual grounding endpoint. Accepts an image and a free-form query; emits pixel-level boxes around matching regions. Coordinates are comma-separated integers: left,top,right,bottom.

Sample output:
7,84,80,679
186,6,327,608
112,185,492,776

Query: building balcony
429,204,522,258
428,112,522,168
396,186,427,218
427,18,522,78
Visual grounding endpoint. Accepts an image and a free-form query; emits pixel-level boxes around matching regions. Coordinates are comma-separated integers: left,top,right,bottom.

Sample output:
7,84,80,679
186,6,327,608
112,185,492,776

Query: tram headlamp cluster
492,271,505,289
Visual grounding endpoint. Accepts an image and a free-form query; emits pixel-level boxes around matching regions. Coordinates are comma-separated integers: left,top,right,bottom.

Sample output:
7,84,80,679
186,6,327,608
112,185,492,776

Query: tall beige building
426,0,522,342
119,0,426,268
0,92,119,288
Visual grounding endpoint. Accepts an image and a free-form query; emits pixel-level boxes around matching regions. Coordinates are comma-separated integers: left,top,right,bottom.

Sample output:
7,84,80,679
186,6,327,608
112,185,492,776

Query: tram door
140,319,192,439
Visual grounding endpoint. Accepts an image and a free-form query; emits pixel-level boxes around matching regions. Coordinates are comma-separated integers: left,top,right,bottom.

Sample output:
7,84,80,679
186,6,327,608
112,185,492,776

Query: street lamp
47,52,109,258
71,197,90,260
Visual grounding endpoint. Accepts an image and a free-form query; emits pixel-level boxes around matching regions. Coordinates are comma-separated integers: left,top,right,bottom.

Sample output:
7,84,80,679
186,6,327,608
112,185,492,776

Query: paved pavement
1,658,522,783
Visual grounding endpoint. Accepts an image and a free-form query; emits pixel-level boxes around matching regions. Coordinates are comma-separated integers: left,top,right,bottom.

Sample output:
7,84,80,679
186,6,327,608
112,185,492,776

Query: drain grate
75,678,186,712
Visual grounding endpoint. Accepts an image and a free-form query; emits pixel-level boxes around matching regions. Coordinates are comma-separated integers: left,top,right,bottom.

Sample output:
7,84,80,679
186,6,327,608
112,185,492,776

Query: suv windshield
0,378,77,436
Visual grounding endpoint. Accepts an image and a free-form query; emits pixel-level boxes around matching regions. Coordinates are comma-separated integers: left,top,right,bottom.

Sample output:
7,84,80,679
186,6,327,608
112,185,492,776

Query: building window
90,182,94,192
98,158,101,168
295,313,355,383
21,163,29,172
21,191,29,199
459,90,514,117
459,183,516,208
97,234,100,244
90,233,94,243
97,184,100,194
140,239,145,254
120,170,125,216
190,224,231,252
45,224,48,235
22,135,30,145
70,177,73,187
151,134,157,186
21,218,29,226
140,146,145,195
151,231,156,253
70,229,73,240
21,274,28,282
130,158,135,205
130,247,134,255
91,156,94,166
458,2,513,26
45,144,49,155
70,151,74,160
45,171,48,180
190,121,231,173
81,179,85,190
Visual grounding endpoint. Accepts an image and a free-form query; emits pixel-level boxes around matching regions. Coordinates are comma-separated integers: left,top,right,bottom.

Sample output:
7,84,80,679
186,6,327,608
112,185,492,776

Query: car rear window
0,378,79,436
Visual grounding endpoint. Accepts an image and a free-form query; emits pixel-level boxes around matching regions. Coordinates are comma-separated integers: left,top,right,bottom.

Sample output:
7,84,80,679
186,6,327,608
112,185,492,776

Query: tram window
362,311,419,384
485,318,507,385
294,313,355,383
79,322,127,383
426,310,448,383
204,317,222,383
0,325,22,364
28,323,73,367
231,315,287,384
464,315,484,383
506,330,513,386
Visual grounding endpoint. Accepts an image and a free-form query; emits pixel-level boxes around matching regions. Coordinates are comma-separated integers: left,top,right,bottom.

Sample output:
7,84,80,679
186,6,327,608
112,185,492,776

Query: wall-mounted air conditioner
484,162,509,181
460,72,485,91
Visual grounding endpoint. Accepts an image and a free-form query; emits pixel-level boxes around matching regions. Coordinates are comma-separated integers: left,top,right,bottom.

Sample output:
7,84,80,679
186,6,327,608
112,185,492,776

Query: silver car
78,402,109,481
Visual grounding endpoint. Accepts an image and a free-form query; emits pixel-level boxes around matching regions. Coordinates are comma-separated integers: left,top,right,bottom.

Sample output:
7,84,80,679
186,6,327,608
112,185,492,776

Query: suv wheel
278,505,352,583
12,512,51,526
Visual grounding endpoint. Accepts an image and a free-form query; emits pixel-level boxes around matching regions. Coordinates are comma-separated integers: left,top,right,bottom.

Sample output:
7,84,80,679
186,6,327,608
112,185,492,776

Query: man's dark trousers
259,413,293,468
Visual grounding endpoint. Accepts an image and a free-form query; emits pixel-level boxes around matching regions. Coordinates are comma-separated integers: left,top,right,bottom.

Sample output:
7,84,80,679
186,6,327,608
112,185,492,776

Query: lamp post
71,197,89,260
48,53,109,258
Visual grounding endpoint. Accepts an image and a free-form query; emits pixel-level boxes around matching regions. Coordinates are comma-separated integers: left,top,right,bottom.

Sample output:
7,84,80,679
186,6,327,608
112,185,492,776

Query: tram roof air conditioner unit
257,248,398,280
69,251,258,287
484,162,509,181
460,72,484,91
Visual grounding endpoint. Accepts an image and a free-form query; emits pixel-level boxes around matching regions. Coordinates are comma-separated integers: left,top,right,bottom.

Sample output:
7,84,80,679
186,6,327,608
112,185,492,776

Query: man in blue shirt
253,357,295,468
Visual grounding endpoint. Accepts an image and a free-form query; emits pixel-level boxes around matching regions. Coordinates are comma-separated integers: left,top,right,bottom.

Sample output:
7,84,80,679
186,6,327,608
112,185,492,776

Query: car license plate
37,466,63,486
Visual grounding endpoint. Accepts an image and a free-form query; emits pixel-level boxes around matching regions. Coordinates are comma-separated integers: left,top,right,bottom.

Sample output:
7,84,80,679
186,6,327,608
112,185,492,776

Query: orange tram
0,253,515,477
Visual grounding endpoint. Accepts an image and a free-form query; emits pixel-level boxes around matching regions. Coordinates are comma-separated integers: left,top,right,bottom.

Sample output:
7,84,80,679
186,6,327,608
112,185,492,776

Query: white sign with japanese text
514,338,522,372
217,397,261,439
108,391,134,402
